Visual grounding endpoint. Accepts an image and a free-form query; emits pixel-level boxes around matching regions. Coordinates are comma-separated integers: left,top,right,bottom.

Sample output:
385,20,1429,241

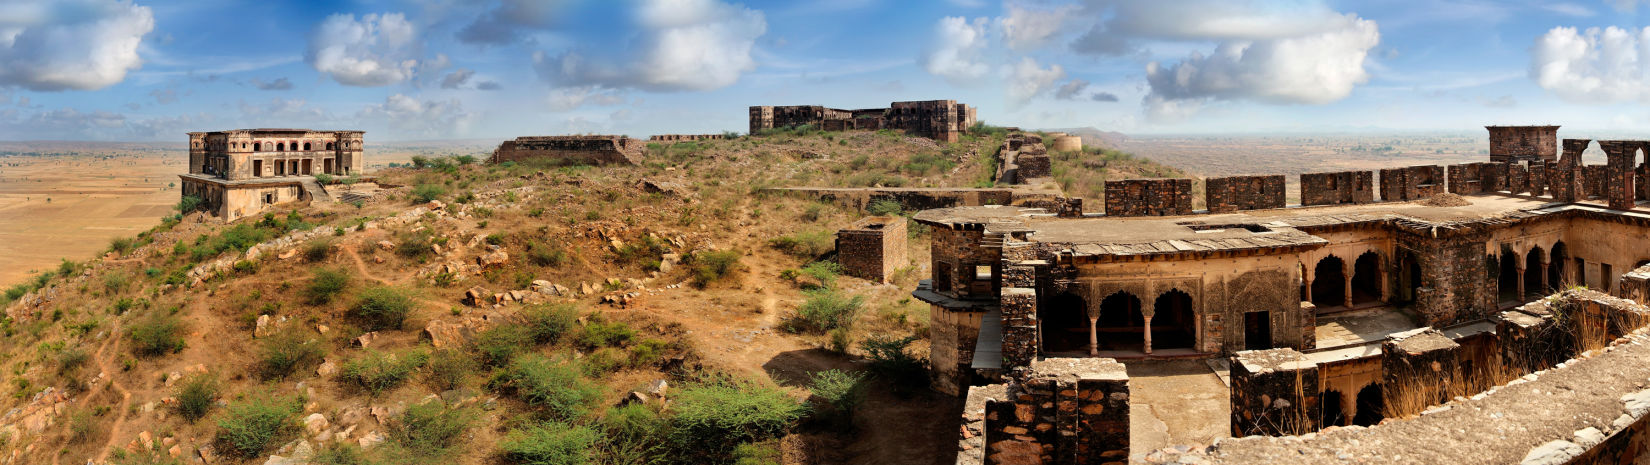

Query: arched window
303,142,312,151
327,142,335,150
276,143,285,151
254,143,261,152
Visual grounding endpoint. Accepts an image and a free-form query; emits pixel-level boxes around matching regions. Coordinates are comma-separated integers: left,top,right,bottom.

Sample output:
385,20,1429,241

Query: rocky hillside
0,126,1183,465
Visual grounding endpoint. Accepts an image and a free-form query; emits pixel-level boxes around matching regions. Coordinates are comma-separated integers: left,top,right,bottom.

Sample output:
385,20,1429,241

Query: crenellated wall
1301,171,1375,206
1206,175,1286,213
1104,178,1193,216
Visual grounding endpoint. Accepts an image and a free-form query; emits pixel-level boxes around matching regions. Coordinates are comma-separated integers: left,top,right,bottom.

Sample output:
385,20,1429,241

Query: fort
749,100,977,142
922,126,1650,464
179,128,364,221
486,135,644,166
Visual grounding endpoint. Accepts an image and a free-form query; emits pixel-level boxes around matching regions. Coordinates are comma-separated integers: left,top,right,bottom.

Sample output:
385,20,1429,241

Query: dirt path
343,245,392,285
70,319,133,465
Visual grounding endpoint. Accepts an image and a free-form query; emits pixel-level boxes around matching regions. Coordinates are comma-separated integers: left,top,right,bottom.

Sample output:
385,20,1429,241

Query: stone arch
276,142,285,151
1351,251,1382,305
1353,383,1384,426
1096,291,1144,353
1320,389,1347,427
1311,255,1347,308
1040,293,1089,354
1550,242,1569,290
1497,244,1519,304
1525,245,1546,298
1151,289,1196,351
254,142,261,152
303,142,312,151
327,142,335,150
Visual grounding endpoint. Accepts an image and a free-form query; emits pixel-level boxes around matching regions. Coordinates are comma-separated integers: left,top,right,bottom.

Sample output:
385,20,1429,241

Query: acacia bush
489,354,600,420
768,229,833,258
352,286,414,330
500,421,598,465
523,303,578,344
668,376,805,462
387,401,476,456
340,349,429,395
809,369,867,431
216,391,302,458
786,288,864,333
174,373,220,422
688,249,743,287
474,324,533,367
305,268,350,305
258,328,323,379
129,312,186,356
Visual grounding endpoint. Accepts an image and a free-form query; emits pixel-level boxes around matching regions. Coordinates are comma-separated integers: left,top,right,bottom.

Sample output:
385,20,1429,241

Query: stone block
1229,348,1319,437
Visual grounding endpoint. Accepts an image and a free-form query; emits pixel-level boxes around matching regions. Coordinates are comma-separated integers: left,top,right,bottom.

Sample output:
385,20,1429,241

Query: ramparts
1104,179,1193,217
1205,175,1285,213
488,135,643,165
1300,171,1375,206
648,134,728,142
1378,165,1444,201
1487,125,1559,163
750,100,976,142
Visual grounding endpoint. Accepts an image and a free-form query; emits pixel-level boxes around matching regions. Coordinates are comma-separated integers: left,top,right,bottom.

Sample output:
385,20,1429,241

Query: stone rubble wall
767,187,1016,213
1378,165,1445,201
836,216,908,283
1204,175,1286,213
1103,178,1193,217
1229,348,1321,437
1488,126,1560,163
1300,170,1375,206
972,358,1130,465
647,134,728,142
749,100,975,142
487,135,643,165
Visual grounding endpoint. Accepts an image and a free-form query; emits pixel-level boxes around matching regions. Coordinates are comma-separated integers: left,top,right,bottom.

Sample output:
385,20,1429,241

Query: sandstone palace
179,129,364,221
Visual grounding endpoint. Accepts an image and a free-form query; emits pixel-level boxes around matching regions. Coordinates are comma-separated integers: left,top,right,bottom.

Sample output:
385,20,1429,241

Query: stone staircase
300,178,333,204
337,191,374,204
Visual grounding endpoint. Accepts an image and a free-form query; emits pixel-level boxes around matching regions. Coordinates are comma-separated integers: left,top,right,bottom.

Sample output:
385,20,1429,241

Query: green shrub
109,236,135,256
340,349,429,395
111,448,186,465
129,313,186,356
174,373,219,422
809,369,866,430
669,376,805,462
861,335,928,392
455,155,478,165
526,241,568,267
768,230,833,258
103,272,131,295
424,349,475,391
303,240,332,262
799,261,842,289
257,328,323,379
352,286,414,330
474,324,533,367
215,391,302,458
787,288,864,333
56,345,88,374
315,173,336,185
305,268,350,305
615,236,669,265
69,408,96,443
575,315,633,349
523,303,578,344
176,195,203,213
311,443,368,465
395,231,434,259
500,422,598,465
411,184,447,204
732,440,782,465
582,347,629,375
598,404,668,463
687,249,742,287
866,199,903,216
489,354,600,420
388,402,475,456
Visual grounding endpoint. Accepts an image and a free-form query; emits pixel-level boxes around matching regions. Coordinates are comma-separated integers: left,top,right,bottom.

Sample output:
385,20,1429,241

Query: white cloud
306,13,421,87
1055,78,1089,100
440,69,474,89
1531,26,1650,103
357,94,477,139
1007,57,1065,107
0,0,154,91
998,2,1079,51
458,0,568,45
1140,9,1379,121
546,86,626,111
1071,0,1353,56
534,0,766,92
921,16,992,85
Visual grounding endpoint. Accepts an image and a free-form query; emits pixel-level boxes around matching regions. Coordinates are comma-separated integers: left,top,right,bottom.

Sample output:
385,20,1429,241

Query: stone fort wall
487,135,643,166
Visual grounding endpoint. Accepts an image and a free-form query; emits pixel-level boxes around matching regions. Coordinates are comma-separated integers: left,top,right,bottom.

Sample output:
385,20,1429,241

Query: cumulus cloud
1531,26,1650,103
1055,78,1089,100
998,2,1079,51
1071,0,1354,56
306,13,421,87
0,0,154,91
1091,91,1119,102
357,94,477,138
547,86,626,111
533,0,766,92
921,16,992,85
1138,6,1379,121
458,0,568,45
251,77,293,90
440,69,474,89
1007,57,1065,106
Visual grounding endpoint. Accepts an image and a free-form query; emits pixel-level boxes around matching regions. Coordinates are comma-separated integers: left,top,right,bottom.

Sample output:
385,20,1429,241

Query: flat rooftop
913,193,1621,257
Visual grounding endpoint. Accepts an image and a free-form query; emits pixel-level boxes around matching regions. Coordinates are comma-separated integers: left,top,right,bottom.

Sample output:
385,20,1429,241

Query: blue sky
3,0,1650,141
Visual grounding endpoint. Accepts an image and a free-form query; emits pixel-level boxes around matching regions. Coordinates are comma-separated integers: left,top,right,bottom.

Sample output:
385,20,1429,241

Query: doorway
1244,311,1271,351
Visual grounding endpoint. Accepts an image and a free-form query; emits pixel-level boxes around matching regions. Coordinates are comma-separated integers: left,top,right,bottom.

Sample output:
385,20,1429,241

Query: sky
3,0,1650,142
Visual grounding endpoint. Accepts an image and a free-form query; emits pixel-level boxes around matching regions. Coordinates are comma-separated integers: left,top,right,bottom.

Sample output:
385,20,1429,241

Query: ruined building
180,129,364,221
928,126,1650,464
748,100,977,142
487,135,643,166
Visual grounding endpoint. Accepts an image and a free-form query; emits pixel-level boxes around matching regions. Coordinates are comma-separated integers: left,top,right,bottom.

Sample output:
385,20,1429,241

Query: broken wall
1103,178,1193,217
1205,175,1286,213
1300,171,1374,206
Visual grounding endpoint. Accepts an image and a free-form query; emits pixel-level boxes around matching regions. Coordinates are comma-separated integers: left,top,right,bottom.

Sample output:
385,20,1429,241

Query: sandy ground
0,152,179,286
1127,359,1232,462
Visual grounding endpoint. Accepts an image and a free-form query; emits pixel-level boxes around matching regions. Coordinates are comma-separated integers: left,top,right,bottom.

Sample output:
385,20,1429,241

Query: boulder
354,332,379,349
304,413,329,435
424,320,474,349
463,287,489,307
477,250,509,269
376,240,394,251
254,314,273,338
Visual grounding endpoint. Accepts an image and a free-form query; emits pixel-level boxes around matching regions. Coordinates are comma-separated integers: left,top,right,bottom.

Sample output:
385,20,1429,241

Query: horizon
5,1,1650,142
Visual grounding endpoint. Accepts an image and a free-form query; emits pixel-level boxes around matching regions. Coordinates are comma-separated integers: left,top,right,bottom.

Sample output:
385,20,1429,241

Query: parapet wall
1104,178,1193,217
1300,171,1375,206
648,134,728,142
1378,165,1444,201
1487,125,1559,163
488,135,643,165
1205,175,1286,213
766,187,1014,212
